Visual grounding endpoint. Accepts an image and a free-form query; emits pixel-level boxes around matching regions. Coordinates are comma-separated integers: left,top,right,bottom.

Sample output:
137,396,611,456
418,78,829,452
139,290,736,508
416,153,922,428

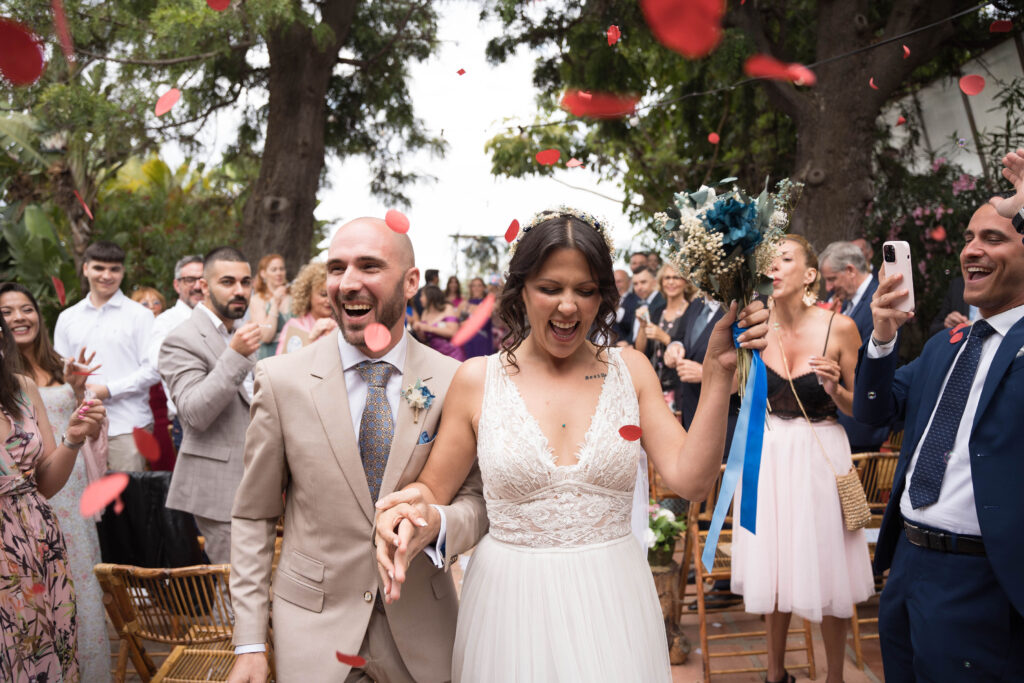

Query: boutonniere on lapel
401,378,435,424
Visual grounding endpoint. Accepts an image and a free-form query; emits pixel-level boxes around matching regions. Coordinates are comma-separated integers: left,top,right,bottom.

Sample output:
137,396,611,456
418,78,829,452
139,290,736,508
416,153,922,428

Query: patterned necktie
357,361,396,502
908,320,995,508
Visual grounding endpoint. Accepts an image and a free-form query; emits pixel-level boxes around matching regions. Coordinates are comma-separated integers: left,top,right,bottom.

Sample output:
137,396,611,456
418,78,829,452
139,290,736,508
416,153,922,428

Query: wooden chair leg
802,617,816,680
114,639,129,683
850,603,864,669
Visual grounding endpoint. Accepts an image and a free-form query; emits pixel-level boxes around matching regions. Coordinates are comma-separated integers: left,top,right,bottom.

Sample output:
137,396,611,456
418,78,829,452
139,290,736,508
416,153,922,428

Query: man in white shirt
147,254,204,447
54,241,159,471
854,185,1024,681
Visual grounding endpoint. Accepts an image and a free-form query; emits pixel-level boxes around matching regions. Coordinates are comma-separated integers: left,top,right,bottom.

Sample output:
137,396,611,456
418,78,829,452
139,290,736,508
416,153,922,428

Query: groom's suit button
363,591,373,602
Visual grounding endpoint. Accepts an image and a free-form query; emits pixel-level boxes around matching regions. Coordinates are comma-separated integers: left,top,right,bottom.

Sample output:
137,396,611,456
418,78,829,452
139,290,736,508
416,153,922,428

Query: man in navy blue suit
854,183,1024,681
820,241,890,452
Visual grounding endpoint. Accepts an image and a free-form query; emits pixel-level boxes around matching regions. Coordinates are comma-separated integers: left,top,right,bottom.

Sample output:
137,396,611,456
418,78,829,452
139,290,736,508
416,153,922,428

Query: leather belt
904,521,985,556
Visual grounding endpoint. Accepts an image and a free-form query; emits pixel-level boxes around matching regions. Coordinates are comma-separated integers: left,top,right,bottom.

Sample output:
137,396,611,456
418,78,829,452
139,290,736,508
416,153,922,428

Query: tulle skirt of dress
730,415,874,621
453,534,671,683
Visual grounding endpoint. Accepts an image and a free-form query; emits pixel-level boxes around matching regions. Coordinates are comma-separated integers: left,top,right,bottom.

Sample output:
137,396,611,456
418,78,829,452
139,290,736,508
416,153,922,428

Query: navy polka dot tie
908,320,995,509
357,361,396,502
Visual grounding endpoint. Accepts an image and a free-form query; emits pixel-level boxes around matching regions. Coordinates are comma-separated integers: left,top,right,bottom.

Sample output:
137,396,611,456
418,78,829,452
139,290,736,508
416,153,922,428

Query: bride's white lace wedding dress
453,348,672,682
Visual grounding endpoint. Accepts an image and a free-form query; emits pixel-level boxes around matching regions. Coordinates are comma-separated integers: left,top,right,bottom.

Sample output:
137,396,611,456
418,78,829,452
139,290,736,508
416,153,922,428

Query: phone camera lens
883,245,896,262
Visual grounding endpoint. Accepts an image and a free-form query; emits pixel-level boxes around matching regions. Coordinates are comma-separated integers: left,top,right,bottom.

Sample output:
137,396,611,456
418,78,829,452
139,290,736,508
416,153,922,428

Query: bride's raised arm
629,300,769,501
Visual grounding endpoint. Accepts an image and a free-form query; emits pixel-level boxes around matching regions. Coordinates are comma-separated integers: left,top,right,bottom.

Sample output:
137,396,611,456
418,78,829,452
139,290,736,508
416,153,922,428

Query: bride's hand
374,488,441,602
704,300,770,376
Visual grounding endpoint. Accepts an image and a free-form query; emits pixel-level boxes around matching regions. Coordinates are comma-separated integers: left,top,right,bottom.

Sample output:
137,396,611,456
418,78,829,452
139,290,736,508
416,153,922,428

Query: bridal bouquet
654,178,802,394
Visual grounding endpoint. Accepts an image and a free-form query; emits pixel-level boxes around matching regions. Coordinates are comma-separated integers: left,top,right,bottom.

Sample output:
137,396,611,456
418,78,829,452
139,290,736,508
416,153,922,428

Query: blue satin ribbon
701,323,767,572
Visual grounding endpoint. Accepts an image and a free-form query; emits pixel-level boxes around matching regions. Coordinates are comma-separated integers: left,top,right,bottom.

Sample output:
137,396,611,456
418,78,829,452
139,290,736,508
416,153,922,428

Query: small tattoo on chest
584,372,607,381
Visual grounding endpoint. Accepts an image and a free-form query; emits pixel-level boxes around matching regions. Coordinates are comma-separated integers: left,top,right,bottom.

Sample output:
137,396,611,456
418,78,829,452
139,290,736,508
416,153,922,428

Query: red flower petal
607,25,621,46
566,158,584,168
51,276,66,307
456,68,466,75
535,149,561,166
133,427,161,464
640,0,724,59
31,582,46,594
384,209,410,233
336,652,367,668
363,323,392,353
154,88,181,116
80,473,129,517
902,44,910,59
959,74,985,96
618,425,642,441
744,55,815,86
51,0,75,64
950,322,969,337
452,293,495,347
785,63,816,86
896,115,906,126
206,0,231,10
869,77,879,90
990,20,1013,33
949,331,964,344
504,219,520,243
930,226,946,242
0,18,45,86
561,90,639,119
73,190,93,220
707,132,720,144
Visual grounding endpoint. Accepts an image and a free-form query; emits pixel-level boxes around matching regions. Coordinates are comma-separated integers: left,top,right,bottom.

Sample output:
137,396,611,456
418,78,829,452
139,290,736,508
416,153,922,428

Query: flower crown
509,205,616,257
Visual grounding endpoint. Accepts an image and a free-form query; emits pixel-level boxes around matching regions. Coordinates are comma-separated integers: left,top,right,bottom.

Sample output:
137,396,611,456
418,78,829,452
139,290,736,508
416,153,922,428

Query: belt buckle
924,529,945,551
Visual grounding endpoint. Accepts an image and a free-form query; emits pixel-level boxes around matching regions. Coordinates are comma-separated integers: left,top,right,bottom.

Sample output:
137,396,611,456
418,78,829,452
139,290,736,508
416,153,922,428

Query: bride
375,208,768,681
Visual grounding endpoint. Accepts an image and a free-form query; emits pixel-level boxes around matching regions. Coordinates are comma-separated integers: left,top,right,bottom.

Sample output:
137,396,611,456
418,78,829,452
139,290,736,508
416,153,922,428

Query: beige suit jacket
160,305,255,522
230,330,488,682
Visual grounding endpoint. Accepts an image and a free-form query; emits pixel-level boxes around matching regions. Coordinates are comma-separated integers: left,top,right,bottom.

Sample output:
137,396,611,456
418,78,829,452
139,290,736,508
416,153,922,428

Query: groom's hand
226,653,268,682
374,488,440,601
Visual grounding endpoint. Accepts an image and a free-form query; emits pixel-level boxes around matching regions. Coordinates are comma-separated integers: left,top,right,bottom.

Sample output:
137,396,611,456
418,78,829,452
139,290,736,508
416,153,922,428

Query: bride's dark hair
499,215,619,370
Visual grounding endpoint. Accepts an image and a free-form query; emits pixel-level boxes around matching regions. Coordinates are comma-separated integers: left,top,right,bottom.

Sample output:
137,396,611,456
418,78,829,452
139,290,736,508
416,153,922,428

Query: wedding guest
131,286,165,315
444,276,463,308
54,241,159,472
629,266,666,345
413,285,466,361
731,235,873,683
250,253,291,360
0,283,112,683
132,286,175,468
647,251,663,272
414,268,440,315
276,261,338,354
613,268,630,297
457,277,493,359
635,264,693,395
628,251,648,274
0,311,105,682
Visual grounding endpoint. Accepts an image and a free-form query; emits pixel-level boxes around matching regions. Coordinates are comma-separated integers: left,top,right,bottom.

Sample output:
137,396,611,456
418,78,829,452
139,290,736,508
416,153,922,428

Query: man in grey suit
159,247,263,563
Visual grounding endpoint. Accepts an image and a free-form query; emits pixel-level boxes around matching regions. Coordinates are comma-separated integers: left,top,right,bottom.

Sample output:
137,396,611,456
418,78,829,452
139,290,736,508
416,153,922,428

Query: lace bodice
476,348,642,548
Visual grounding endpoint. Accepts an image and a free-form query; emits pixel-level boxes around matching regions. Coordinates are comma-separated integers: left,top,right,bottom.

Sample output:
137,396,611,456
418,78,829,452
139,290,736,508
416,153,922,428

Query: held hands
66,398,105,443
65,347,101,401
992,148,1024,220
704,300,769,377
870,269,914,344
373,488,440,603
808,355,841,396
230,322,263,357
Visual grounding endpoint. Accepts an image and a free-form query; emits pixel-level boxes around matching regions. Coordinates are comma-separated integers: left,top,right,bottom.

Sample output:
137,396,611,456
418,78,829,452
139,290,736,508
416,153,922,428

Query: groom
227,218,488,683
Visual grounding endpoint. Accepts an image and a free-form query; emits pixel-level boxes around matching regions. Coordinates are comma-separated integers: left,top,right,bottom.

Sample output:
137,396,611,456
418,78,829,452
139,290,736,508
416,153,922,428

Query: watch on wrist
62,432,85,450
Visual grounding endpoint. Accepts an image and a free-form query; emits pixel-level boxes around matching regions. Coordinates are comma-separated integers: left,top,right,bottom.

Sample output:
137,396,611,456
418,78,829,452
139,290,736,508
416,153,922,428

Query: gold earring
802,287,818,307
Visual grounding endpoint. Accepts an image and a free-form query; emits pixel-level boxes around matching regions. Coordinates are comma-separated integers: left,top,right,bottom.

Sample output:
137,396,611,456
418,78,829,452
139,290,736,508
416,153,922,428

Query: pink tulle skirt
730,415,874,621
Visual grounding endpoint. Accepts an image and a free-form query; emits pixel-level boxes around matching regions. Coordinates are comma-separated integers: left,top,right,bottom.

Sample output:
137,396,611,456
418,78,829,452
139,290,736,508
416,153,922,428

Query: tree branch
75,43,255,67
730,6,810,122
332,1,427,70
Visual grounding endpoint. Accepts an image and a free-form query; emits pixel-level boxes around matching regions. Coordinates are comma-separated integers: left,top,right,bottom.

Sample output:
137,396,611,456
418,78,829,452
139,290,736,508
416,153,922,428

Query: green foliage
648,501,686,553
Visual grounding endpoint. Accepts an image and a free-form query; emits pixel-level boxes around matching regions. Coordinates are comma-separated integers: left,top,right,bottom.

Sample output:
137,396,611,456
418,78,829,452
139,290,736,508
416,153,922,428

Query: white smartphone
881,240,915,313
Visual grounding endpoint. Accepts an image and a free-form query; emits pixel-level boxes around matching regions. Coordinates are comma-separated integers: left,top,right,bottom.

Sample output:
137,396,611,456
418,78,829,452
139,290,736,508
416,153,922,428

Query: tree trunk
48,160,93,292
241,2,357,276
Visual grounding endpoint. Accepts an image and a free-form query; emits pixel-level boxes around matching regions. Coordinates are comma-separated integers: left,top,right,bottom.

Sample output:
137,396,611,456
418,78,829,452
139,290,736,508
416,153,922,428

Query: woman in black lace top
731,235,873,683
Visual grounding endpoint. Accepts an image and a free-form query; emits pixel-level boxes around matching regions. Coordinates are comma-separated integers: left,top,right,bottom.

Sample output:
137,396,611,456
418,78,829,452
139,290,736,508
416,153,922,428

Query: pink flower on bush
932,157,947,172
952,173,976,196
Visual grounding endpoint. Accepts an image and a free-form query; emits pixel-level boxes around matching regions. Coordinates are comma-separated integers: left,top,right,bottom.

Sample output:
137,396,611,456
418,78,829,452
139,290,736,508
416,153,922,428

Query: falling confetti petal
707,132,720,144
561,90,639,119
990,20,1013,33
869,77,879,90
607,24,621,46
364,323,391,353
535,149,561,166
452,293,495,347
456,68,465,75
959,75,985,96
132,427,161,464
73,190,93,219
51,0,75,65
949,322,969,345
384,209,410,233
80,473,129,517
566,158,584,168
336,652,367,668
114,497,124,514
0,18,45,85
154,88,181,116
31,583,46,594
931,226,947,242
618,425,642,441
902,44,910,59
504,219,520,243
51,276,66,307
896,116,906,126
743,55,816,86
206,0,230,9
641,0,723,59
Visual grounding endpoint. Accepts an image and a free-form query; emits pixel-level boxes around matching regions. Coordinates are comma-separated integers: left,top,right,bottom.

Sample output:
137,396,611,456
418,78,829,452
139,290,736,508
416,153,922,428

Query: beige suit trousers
343,609,419,683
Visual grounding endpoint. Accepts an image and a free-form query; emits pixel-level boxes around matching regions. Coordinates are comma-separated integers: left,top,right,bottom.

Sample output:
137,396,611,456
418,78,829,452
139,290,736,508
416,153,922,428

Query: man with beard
159,247,261,563
227,218,487,683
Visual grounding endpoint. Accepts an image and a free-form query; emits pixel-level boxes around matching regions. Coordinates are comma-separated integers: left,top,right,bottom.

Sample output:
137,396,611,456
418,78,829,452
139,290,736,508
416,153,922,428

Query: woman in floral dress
0,310,106,682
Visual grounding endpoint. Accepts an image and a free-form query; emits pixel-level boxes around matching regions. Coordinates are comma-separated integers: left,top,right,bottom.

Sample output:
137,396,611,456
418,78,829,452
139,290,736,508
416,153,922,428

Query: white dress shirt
148,299,194,417
196,303,255,402
53,289,159,437
632,291,659,340
868,303,1024,534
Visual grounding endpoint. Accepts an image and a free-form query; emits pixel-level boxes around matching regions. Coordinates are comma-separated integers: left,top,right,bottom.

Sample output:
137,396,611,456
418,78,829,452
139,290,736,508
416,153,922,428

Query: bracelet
62,432,85,450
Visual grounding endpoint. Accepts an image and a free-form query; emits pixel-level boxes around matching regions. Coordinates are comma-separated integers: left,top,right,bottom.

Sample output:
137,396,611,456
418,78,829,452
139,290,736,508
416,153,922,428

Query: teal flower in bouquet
704,198,761,254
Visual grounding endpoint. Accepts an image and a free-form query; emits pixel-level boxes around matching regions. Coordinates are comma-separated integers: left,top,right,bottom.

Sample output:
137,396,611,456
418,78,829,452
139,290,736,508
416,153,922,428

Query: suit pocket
273,571,324,613
179,442,232,463
286,550,325,583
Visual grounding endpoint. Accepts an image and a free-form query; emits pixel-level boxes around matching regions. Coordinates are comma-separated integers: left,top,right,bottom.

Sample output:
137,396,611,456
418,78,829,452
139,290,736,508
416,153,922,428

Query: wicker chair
689,466,816,683
95,563,245,682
